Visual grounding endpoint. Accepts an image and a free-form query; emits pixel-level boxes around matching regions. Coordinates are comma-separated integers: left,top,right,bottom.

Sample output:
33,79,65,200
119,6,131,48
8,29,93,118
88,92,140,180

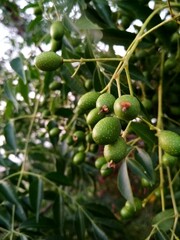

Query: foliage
0,0,180,240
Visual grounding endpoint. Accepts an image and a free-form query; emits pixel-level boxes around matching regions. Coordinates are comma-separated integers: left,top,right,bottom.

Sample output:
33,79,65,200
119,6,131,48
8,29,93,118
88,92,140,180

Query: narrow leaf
4,121,17,152
152,209,174,232
117,160,134,203
135,148,155,182
92,223,108,240
4,80,18,110
10,57,27,84
46,172,72,186
53,193,64,235
29,178,43,222
0,182,19,205
75,207,86,240
127,158,154,185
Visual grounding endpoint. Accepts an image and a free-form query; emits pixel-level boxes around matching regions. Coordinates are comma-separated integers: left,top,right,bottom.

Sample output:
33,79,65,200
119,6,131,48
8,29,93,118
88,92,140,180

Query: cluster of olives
35,21,64,72
75,91,141,176
158,130,180,167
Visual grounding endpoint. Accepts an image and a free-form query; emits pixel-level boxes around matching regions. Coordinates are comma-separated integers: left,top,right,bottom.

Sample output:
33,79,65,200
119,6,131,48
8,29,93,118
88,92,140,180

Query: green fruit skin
35,52,63,71
114,95,140,121
158,130,180,156
95,156,107,169
86,108,105,127
49,81,62,90
73,131,85,143
33,6,43,15
50,21,64,40
92,117,121,145
141,178,151,187
73,152,85,165
49,127,60,137
125,198,142,212
77,92,100,115
50,38,62,52
96,93,116,113
162,152,178,167
120,206,133,219
104,137,127,163
100,163,113,177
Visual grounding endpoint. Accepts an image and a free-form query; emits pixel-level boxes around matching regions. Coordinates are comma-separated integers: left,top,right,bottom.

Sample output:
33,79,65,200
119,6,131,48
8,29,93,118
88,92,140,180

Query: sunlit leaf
10,56,27,84
117,160,134,203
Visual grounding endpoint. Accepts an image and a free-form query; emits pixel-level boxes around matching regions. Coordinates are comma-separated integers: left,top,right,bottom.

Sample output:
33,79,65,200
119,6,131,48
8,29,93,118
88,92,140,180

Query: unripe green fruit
86,108,105,127
73,151,85,165
158,130,180,156
85,132,94,144
89,143,99,153
164,57,175,72
50,21,64,40
120,206,133,219
92,117,121,145
76,92,100,115
50,38,62,52
49,81,62,91
49,127,60,137
114,95,140,121
104,137,127,163
141,178,151,187
33,6,43,15
125,198,142,212
95,156,107,169
142,98,152,111
73,131,85,143
162,152,178,167
96,93,116,114
35,52,63,71
100,163,113,177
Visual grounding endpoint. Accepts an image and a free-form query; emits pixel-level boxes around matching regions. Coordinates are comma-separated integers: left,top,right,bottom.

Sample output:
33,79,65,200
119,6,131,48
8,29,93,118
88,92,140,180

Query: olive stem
166,167,179,240
124,65,133,96
63,57,122,63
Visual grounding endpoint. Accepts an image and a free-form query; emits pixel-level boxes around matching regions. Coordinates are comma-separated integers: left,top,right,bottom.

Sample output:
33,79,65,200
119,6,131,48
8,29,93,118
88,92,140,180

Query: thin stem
63,57,122,63
124,65,133,96
166,167,179,240
16,79,44,189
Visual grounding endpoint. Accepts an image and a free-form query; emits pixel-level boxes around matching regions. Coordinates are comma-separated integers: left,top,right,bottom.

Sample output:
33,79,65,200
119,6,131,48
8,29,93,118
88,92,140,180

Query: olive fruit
76,92,100,115
141,178,151,187
114,94,140,121
96,92,116,114
50,38,62,52
100,163,113,177
92,117,121,145
35,52,63,71
49,127,60,137
86,108,105,127
95,156,107,169
104,137,127,163
142,98,152,111
72,130,85,143
125,198,142,212
158,130,180,156
162,152,178,167
73,151,85,165
50,21,64,40
49,81,62,91
120,206,133,219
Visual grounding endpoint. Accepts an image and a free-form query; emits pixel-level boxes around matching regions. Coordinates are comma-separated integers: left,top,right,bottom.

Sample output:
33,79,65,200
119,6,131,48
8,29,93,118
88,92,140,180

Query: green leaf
0,208,11,229
75,207,86,240
0,182,19,205
4,121,17,152
10,56,27,84
4,80,19,110
84,202,115,219
19,217,54,230
127,158,154,185
154,230,169,240
92,223,108,240
29,177,43,222
18,78,29,104
54,108,73,118
135,148,155,182
130,122,157,151
152,209,174,232
117,160,134,203
53,193,64,235
76,15,101,30
45,172,72,186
